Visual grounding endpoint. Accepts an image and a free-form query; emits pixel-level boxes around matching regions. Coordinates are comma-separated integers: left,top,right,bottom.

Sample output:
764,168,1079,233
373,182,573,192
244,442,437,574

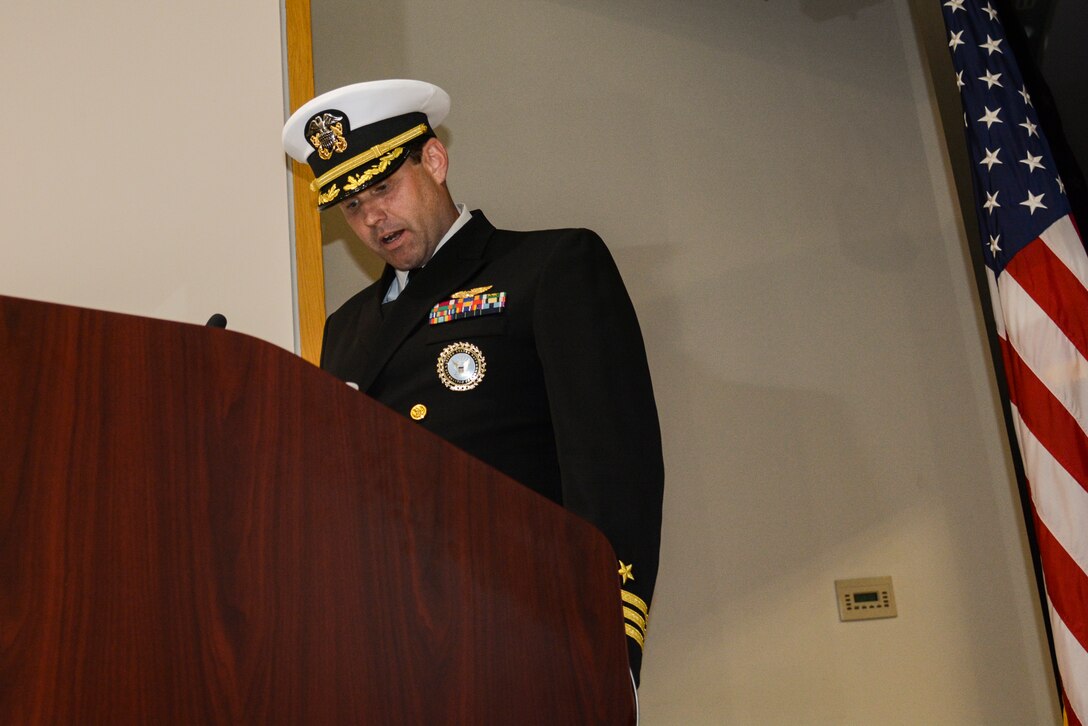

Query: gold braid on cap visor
309,123,430,192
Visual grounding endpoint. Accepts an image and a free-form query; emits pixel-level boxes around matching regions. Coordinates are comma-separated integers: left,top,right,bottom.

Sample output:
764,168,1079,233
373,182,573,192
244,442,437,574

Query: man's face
337,139,455,271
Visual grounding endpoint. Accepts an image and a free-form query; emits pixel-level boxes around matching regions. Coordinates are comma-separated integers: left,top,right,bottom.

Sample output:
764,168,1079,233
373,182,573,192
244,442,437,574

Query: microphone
205,313,227,329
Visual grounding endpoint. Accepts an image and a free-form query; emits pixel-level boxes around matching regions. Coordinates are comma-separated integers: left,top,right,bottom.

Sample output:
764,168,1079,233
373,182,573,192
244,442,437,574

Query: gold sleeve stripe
621,589,649,618
310,124,430,191
623,606,647,631
625,623,645,649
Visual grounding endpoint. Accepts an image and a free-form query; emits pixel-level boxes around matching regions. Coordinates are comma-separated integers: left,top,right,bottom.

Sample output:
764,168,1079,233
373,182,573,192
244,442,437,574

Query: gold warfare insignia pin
307,111,349,160
451,285,493,299
437,342,486,391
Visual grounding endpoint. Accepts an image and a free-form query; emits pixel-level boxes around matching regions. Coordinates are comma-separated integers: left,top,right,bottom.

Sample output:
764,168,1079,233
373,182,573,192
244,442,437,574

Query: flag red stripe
999,337,1088,496
1032,507,1088,654
1005,238,1088,363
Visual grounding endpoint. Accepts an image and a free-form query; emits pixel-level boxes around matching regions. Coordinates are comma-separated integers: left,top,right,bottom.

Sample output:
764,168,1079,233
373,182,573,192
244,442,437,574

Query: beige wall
314,0,1060,722
0,0,295,350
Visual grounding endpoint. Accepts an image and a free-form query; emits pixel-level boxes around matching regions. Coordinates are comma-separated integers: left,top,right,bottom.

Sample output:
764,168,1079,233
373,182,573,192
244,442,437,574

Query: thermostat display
835,576,897,621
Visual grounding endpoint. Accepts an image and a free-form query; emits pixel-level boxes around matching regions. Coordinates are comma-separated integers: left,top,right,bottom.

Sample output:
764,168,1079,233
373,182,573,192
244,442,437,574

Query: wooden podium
0,295,634,724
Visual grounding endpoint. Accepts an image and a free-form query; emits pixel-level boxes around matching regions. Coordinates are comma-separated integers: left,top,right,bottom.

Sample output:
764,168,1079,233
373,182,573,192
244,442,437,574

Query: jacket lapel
323,264,393,383
356,211,496,392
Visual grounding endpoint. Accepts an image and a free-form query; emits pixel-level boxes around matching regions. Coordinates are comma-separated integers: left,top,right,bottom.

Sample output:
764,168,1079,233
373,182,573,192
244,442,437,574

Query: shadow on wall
799,0,888,22
625,234,1048,721
542,0,895,60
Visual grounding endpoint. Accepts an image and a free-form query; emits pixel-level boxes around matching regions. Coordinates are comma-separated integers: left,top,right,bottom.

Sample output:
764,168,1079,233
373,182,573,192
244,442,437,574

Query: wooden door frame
285,0,324,364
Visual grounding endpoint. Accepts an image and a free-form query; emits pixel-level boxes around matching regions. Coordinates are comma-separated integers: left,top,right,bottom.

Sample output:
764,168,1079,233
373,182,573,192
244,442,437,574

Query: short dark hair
403,136,428,163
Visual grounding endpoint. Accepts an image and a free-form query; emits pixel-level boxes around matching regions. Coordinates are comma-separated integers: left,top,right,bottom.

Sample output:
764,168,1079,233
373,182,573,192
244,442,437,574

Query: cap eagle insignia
307,112,348,160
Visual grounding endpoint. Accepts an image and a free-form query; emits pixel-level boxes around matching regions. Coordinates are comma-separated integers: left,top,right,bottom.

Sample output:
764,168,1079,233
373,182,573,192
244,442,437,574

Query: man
282,80,663,685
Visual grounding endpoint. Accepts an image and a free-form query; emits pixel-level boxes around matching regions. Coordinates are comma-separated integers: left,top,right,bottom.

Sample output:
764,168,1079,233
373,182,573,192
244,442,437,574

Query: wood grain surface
0,295,633,724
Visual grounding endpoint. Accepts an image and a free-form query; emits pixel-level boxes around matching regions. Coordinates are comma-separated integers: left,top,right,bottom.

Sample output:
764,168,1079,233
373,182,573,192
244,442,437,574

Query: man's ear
420,137,449,184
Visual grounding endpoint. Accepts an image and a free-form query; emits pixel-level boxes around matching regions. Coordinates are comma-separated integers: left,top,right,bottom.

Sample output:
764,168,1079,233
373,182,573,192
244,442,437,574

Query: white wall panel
0,0,294,349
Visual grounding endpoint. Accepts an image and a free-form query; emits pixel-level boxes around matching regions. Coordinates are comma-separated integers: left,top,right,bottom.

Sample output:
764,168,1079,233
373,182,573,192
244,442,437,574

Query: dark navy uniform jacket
320,210,664,683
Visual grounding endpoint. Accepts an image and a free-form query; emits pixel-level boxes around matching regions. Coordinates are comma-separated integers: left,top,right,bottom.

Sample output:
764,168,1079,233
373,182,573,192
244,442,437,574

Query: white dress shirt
383,204,472,303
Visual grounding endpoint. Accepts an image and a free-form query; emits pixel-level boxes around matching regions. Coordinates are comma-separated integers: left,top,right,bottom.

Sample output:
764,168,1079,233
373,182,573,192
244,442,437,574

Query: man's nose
362,201,384,227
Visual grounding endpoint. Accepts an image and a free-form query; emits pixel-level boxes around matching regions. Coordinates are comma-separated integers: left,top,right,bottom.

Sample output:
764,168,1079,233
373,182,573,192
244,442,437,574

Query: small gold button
410,404,427,421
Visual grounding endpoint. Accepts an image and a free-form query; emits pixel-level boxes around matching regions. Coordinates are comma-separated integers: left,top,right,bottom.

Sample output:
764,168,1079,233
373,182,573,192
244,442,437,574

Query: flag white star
944,0,966,12
980,35,1004,55
989,234,1002,255
1020,191,1047,215
1020,153,1045,173
949,30,965,50
1019,118,1039,137
1019,85,1033,106
979,69,1003,89
956,70,965,91
1057,177,1066,195
980,148,1003,171
982,3,999,21
978,107,1003,128
984,190,1001,214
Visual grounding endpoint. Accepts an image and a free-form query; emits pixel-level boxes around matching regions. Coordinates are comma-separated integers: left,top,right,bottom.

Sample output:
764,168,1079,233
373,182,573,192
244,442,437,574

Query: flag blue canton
942,0,1071,275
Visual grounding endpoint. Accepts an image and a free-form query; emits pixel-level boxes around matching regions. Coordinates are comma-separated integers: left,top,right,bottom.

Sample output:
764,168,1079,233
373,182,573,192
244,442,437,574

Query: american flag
941,1,1087,722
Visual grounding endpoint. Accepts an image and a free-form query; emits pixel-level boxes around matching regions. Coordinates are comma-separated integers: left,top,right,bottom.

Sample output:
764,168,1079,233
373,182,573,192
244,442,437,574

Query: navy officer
283,80,663,686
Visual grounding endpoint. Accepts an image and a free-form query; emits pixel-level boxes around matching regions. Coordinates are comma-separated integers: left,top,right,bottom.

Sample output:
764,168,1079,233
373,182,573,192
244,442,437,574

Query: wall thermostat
835,576,897,621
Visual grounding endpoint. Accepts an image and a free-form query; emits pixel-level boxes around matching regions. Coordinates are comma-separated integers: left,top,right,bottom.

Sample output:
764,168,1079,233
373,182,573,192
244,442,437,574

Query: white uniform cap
282,79,450,208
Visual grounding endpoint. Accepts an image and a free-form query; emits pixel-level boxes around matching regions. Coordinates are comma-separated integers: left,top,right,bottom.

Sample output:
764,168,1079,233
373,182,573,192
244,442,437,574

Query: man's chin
383,243,437,272
385,253,424,272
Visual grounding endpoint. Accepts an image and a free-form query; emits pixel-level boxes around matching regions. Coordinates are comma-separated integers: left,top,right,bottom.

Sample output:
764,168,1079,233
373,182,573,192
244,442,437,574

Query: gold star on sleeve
617,561,634,584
